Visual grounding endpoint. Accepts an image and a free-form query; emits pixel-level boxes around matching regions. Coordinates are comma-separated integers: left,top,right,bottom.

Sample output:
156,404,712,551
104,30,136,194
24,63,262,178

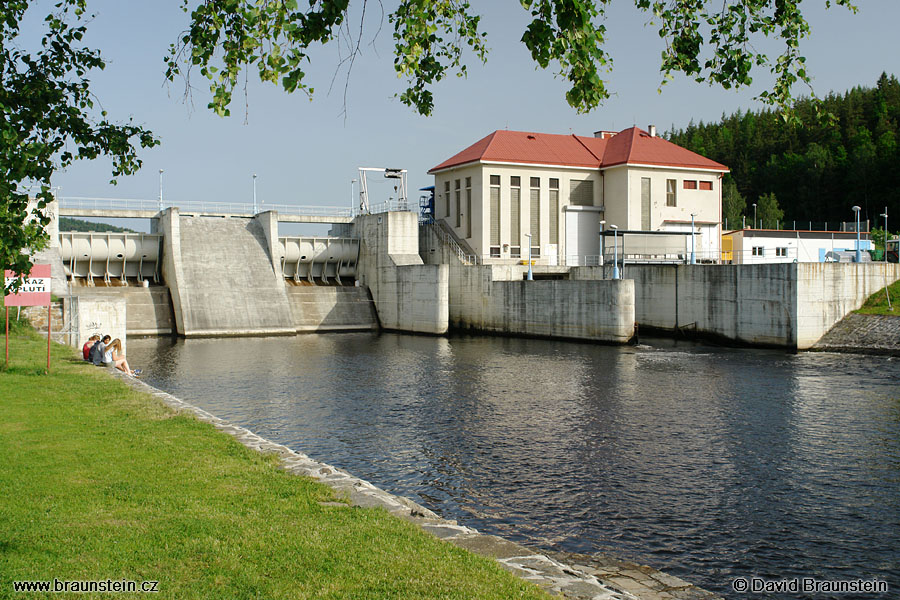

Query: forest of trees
667,73,899,232
58,218,136,234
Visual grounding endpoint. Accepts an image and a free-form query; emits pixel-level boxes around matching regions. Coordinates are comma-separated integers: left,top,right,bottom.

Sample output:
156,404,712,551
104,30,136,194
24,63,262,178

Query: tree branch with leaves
1,0,158,286
167,0,857,119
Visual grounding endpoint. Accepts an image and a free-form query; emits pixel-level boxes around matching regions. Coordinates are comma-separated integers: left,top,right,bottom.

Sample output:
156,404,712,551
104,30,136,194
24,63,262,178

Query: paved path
119,373,722,600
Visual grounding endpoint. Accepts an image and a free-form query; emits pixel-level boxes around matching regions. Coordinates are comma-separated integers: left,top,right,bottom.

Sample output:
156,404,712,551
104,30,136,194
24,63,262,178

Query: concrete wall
571,262,900,349
796,262,900,349
286,285,378,332
70,286,175,336
159,208,295,337
356,211,449,334
71,295,128,352
450,265,634,342
421,224,634,343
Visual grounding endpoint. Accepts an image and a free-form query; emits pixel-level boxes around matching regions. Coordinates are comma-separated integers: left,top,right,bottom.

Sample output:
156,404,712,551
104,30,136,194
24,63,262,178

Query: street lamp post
610,225,619,279
599,220,606,266
752,203,757,229
252,174,258,214
881,207,889,264
852,205,861,262
158,169,164,212
524,233,534,281
350,179,357,212
690,213,697,265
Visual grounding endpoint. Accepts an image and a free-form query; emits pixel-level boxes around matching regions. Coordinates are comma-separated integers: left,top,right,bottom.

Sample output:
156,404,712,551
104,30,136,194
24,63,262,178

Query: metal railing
426,223,478,265
57,195,428,219
59,196,357,218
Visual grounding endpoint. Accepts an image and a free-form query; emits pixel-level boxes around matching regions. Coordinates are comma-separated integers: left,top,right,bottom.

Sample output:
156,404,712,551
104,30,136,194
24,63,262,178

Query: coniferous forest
667,73,899,233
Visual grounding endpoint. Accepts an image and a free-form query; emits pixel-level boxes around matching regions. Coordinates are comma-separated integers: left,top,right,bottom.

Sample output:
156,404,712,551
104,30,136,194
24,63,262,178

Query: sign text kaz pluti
4,264,52,371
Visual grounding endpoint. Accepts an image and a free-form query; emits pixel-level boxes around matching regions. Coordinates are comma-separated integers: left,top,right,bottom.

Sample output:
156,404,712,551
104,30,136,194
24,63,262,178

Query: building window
530,177,540,247
490,246,501,258
444,181,451,218
776,247,788,257
752,246,765,257
683,180,698,190
510,246,521,258
510,176,521,249
569,179,593,206
699,181,713,191
666,179,677,207
455,179,461,228
641,177,651,230
489,176,500,247
549,178,559,245
465,177,472,239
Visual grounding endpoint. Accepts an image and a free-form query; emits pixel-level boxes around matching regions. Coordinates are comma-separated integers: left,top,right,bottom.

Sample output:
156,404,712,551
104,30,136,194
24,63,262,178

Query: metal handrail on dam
59,196,355,219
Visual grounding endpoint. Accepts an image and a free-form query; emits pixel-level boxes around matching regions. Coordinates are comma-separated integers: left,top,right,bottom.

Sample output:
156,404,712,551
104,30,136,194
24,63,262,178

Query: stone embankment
812,313,900,355
119,373,722,600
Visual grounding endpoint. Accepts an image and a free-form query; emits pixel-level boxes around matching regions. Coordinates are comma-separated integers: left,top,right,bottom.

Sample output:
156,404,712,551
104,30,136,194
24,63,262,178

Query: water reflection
128,333,900,597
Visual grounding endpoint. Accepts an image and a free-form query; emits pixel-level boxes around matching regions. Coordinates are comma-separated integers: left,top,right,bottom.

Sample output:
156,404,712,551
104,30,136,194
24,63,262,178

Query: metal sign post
4,264,52,372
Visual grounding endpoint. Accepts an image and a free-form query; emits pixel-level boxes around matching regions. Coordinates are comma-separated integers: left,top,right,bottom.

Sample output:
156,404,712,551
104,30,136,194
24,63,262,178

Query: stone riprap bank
812,313,900,355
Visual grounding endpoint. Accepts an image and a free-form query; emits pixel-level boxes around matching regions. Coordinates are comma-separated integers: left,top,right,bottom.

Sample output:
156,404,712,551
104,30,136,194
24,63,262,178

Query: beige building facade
429,127,728,265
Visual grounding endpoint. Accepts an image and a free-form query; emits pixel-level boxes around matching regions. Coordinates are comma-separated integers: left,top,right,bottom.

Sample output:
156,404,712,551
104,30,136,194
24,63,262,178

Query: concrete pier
356,211,449,335
420,224,636,343
160,208,296,337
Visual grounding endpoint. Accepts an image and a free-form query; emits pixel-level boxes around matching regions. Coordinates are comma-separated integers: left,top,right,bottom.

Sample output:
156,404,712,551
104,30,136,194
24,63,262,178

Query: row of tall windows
446,178,473,238
488,175,583,257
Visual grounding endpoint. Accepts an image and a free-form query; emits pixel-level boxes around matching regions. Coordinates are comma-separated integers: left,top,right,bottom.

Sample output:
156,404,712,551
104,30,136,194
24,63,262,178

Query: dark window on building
683,180,698,190
569,179,593,206
699,180,713,191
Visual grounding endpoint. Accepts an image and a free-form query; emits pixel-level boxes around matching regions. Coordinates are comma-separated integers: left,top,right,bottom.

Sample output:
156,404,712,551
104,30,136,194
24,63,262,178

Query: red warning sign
4,264,52,307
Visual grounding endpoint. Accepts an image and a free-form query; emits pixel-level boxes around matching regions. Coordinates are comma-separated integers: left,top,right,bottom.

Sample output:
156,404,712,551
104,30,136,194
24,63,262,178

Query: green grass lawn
855,277,900,316
0,324,548,599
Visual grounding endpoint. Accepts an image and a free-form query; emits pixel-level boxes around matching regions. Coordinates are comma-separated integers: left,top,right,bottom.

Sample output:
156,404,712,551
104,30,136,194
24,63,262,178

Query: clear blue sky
24,1,899,222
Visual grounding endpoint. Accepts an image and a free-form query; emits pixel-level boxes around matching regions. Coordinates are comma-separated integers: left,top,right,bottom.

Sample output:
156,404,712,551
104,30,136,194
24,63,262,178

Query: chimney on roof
593,130,616,139
648,124,657,137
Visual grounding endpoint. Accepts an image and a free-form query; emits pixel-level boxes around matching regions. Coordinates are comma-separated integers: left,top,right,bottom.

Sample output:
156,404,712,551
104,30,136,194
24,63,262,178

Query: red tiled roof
600,127,727,170
428,127,728,173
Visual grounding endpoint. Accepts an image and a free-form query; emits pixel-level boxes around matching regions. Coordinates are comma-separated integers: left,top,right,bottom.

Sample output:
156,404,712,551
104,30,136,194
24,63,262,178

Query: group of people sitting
82,335,141,377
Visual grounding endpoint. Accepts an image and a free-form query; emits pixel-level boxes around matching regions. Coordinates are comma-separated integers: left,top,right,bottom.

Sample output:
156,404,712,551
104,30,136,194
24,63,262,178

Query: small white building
723,229,874,264
428,126,729,265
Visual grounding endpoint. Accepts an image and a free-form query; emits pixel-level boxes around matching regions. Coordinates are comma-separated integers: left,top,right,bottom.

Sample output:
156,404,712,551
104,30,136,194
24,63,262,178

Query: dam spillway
162,213,296,337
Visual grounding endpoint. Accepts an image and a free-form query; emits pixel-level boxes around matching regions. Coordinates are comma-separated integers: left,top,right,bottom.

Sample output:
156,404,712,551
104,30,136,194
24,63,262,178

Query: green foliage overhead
0,0,158,288
166,0,856,118
668,73,900,228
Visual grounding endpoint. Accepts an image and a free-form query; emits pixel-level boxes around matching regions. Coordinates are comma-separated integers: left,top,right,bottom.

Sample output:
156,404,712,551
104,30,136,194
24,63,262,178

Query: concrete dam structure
48,195,895,350
160,210,296,336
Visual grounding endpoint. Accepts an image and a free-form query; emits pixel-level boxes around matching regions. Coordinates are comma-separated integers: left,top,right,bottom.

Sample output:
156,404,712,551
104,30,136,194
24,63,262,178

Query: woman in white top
103,338,136,376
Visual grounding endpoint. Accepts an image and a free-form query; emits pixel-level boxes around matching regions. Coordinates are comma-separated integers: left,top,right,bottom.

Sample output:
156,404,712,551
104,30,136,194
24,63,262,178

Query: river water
127,333,900,597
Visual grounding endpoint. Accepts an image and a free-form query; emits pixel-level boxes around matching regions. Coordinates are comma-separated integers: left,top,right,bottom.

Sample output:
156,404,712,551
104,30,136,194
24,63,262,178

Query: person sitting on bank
103,338,137,376
82,335,100,361
90,335,111,366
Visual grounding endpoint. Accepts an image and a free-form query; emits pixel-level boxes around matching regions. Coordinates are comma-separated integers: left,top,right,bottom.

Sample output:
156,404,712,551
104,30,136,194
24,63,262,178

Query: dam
29,194,900,351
